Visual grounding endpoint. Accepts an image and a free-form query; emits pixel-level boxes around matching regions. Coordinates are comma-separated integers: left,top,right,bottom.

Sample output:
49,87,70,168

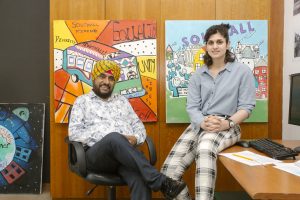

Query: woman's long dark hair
203,23,236,66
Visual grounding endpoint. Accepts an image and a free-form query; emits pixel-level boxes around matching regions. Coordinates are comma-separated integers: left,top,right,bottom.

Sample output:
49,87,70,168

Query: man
68,60,186,200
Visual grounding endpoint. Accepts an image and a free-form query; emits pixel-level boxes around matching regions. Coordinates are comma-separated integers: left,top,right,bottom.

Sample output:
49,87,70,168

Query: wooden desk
219,140,300,200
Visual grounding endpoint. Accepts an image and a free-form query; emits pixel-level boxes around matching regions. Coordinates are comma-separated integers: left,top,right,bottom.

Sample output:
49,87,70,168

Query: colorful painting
0,103,45,193
166,20,268,123
54,20,157,123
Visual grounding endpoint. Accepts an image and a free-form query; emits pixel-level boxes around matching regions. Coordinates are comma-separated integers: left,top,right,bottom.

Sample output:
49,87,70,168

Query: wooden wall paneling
215,0,270,19
50,0,106,198
49,0,283,198
51,0,105,19
160,0,216,198
269,0,283,139
106,0,161,20
239,123,268,139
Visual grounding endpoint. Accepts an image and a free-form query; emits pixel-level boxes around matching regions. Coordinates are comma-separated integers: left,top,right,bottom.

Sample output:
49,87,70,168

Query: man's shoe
161,177,186,199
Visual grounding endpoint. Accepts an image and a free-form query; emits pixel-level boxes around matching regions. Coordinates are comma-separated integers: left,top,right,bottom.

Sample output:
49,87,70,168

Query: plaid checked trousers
161,124,241,200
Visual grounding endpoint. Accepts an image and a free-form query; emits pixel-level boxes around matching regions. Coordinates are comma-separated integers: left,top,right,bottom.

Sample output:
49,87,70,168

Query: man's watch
227,118,235,128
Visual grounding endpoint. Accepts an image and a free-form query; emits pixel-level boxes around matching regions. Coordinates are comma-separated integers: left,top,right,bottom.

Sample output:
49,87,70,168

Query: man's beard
93,84,113,99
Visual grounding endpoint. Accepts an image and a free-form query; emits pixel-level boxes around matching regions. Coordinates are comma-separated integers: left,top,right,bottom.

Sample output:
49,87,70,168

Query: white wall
282,0,300,139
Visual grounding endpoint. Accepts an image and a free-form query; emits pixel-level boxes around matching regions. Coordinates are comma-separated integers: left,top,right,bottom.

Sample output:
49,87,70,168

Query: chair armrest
145,136,157,165
65,136,87,177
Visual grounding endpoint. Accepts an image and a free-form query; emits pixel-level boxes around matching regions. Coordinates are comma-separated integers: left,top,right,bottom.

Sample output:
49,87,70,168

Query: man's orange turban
91,60,121,81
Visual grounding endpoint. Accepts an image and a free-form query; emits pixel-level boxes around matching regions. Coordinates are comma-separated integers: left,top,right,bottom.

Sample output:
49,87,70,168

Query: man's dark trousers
86,132,165,200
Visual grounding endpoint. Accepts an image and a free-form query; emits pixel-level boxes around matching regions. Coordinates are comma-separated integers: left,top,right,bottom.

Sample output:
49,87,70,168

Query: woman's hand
200,115,229,132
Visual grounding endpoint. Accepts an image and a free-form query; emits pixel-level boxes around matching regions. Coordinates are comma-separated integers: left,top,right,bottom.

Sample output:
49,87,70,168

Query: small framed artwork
295,32,300,58
294,0,300,16
0,103,45,194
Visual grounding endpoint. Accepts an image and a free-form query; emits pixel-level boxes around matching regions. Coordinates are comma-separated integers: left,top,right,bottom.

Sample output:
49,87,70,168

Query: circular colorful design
0,125,16,171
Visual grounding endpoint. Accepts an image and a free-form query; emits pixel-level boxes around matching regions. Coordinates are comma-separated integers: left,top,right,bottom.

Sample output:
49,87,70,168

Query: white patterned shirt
68,90,146,147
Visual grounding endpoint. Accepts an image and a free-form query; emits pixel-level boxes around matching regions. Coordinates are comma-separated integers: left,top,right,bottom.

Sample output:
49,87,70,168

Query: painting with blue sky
165,20,268,123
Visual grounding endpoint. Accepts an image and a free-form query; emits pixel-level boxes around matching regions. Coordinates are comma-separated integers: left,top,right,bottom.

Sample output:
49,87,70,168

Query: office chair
65,135,157,200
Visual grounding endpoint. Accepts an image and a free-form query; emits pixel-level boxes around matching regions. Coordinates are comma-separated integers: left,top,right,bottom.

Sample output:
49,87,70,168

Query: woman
161,24,256,200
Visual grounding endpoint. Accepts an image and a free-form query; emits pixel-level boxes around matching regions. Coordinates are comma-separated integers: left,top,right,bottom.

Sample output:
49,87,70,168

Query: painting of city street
54,20,157,123
166,20,268,123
